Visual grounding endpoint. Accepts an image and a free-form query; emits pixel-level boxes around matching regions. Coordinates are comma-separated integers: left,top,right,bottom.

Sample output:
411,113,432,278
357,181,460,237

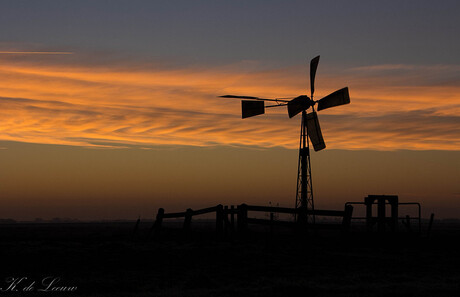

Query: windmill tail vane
219,55,351,223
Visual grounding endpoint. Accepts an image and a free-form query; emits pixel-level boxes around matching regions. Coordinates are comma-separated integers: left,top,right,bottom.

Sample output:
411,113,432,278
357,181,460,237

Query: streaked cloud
0,51,73,55
0,53,459,150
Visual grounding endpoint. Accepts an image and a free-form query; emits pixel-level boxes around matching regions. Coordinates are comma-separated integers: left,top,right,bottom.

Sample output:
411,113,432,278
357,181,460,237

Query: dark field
1,220,460,297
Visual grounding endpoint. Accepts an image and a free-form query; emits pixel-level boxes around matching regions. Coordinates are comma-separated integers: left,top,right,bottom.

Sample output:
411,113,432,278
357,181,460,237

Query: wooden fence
152,203,353,237
239,204,353,232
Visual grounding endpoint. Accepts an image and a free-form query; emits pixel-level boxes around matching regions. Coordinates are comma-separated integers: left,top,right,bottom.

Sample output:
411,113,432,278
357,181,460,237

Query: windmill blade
287,95,312,118
310,56,320,97
242,100,265,118
221,95,260,99
306,111,326,151
317,87,350,111
220,95,289,103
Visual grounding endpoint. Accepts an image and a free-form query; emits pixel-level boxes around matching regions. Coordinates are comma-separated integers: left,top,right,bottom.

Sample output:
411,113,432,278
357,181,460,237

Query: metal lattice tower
295,110,315,224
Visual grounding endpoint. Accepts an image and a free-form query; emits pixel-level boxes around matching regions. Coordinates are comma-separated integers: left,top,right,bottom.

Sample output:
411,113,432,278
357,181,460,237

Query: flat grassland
1,221,459,296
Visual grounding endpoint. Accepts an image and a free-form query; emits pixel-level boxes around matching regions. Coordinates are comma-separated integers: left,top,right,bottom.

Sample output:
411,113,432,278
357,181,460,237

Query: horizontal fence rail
152,203,353,237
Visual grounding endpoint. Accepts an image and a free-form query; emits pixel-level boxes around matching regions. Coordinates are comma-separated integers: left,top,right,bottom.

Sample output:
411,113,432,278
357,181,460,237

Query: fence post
183,208,193,232
237,204,248,233
216,204,224,238
151,208,164,237
223,206,229,237
342,205,353,232
427,213,435,238
405,215,411,232
230,205,235,232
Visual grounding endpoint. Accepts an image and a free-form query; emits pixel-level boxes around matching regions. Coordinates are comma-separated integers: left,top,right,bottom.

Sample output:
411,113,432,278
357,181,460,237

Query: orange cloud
0,55,459,150
0,51,73,55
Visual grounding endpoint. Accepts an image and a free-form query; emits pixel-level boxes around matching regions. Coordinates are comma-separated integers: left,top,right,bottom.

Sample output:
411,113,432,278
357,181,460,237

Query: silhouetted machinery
346,195,422,232
220,56,351,225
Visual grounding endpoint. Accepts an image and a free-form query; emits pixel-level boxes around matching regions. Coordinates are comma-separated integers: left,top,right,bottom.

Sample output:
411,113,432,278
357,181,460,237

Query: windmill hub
220,56,351,224
288,95,314,118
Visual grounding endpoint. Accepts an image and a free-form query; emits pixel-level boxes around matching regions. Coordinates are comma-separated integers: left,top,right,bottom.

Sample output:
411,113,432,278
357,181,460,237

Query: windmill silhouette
220,56,350,225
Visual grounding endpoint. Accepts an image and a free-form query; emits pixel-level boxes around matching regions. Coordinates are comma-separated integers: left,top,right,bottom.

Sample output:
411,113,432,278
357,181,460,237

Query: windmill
220,56,350,225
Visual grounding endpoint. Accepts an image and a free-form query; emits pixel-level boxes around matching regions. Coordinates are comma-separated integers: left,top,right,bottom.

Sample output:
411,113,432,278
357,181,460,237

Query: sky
0,0,459,220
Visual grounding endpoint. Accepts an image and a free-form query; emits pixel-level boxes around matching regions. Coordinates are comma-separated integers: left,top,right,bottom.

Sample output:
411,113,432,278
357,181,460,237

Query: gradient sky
0,1,459,220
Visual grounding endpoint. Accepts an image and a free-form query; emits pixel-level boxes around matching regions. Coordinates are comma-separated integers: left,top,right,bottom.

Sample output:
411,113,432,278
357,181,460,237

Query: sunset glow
1,56,458,150
1,1,459,220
